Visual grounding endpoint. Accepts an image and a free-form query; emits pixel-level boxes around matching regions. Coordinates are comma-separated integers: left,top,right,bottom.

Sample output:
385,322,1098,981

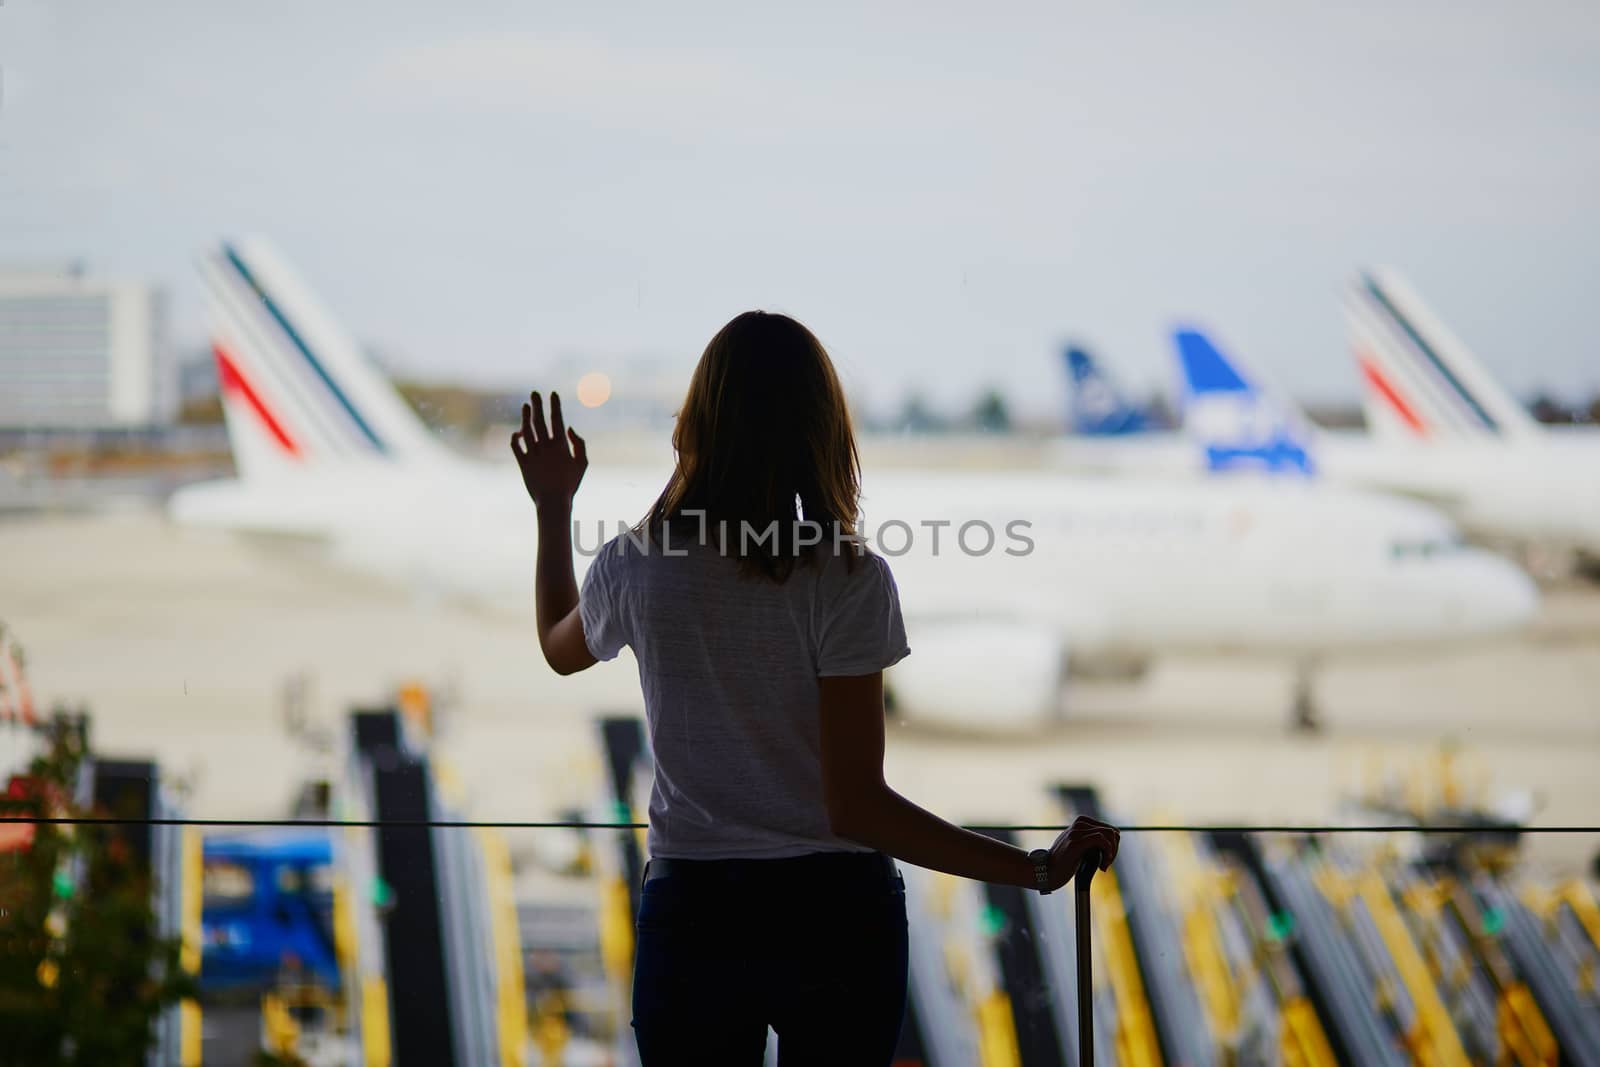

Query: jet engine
885,622,1068,731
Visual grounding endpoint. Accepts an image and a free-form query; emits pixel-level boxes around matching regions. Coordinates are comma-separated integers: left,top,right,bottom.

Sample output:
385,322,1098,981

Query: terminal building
0,266,175,432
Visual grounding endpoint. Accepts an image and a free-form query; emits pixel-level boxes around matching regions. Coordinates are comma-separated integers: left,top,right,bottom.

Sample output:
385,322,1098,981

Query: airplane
1055,339,1315,479
1052,347,1187,476
1165,274,1600,567
1345,269,1595,443
1342,268,1600,559
171,239,1539,731
1173,329,1316,477
1064,346,1150,436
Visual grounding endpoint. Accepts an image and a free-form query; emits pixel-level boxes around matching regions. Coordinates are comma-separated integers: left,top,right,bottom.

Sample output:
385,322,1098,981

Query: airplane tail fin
1343,268,1539,442
1063,345,1147,435
199,239,452,480
1173,327,1316,476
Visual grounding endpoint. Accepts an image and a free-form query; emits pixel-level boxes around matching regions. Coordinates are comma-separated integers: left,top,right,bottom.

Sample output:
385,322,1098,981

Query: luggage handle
1074,848,1103,1067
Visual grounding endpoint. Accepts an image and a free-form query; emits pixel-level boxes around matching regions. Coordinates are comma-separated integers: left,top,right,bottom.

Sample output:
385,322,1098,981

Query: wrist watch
1028,848,1053,894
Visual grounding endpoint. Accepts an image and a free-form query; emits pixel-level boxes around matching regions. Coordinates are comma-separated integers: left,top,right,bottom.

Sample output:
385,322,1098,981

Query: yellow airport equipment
533,1003,572,1064
1182,896,1238,1040
1356,870,1471,1066
1281,996,1338,1067
334,804,392,1066
974,989,1022,1067
179,827,204,1066
332,873,357,976
1497,985,1558,1067
1163,832,1242,1045
478,827,532,1067
396,680,433,736
1237,858,1338,1067
1092,869,1164,1067
598,875,635,984
1562,880,1600,958
261,992,301,1056
361,976,392,1067
1437,880,1555,1067
178,1001,203,1067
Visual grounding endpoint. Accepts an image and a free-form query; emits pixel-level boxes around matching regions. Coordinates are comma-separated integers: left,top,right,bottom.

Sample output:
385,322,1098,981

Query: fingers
519,388,584,464
1077,825,1119,869
1069,832,1116,862
530,391,549,443
549,391,566,444
1063,841,1116,886
1054,816,1122,874
1089,830,1118,869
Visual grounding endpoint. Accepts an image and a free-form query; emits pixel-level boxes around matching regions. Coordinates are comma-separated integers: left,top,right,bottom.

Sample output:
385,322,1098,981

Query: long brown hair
640,311,862,581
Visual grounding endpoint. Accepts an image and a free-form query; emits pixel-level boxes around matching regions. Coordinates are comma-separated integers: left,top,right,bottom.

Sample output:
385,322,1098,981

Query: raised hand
511,390,588,512
1046,814,1120,891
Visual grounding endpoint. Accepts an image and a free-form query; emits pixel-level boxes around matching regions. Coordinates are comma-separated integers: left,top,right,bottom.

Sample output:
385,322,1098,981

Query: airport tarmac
2,507,1596,873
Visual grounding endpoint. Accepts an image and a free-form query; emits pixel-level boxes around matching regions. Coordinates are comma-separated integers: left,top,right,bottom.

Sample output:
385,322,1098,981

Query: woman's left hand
512,390,588,511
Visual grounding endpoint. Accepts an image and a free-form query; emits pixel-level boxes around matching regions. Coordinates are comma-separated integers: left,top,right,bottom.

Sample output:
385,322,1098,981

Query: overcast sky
3,1,1597,418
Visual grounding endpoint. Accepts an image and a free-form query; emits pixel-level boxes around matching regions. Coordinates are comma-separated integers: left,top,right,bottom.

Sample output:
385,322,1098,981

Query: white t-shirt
580,531,911,860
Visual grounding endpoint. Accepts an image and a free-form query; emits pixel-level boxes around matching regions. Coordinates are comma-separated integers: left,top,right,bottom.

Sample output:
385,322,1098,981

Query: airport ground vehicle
200,829,340,992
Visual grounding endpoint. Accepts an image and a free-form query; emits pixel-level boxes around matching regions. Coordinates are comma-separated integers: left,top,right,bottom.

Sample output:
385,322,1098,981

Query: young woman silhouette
513,310,1118,1065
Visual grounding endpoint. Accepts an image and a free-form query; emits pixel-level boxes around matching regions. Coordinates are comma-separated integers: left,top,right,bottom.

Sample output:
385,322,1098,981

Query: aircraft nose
1484,552,1541,630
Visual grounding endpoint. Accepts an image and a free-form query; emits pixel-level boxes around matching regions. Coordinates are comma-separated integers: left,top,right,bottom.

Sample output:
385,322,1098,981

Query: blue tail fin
1173,329,1316,476
1063,346,1148,435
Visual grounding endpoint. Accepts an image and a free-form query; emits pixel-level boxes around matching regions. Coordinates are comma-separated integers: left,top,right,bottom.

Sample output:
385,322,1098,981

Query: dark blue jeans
631,850,909,1065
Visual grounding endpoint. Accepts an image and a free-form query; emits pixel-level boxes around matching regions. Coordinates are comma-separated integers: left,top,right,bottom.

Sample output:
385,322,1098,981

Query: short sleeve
579,542,628,663
816,552,912,677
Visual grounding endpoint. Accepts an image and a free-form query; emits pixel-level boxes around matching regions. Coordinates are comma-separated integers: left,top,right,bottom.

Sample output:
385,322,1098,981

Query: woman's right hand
512,390,588,513
1046,815,1120,891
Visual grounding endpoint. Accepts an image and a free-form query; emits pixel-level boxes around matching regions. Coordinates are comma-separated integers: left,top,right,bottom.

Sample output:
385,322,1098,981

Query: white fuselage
1054,429,1600,556
857,468,1535,655
169,450,1538,727
1315,433,1600,553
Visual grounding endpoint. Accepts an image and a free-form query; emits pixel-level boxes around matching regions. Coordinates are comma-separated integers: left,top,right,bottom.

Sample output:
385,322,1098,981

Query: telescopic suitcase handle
1075,849,1103,1067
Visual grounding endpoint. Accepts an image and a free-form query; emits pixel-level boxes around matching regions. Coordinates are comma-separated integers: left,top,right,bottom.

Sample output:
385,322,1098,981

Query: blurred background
1,3,1597,1065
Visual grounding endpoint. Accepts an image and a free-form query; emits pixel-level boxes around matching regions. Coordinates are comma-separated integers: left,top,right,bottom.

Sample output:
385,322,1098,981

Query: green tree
0,716,195,1067
971,388,1011,433
896,392,946,434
